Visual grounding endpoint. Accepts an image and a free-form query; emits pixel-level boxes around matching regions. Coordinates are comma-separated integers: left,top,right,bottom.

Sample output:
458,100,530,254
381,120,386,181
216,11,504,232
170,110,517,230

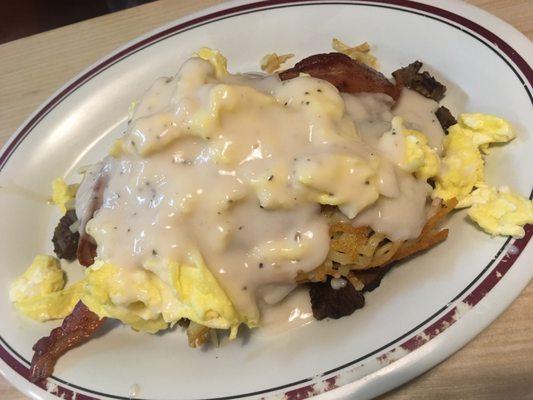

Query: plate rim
0,1,531,399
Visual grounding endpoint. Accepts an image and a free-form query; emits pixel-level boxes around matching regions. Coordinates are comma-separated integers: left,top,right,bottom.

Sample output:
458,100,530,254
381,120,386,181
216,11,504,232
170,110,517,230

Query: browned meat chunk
435,105,457,132
77,237,97,267
351,265,392,292
177,318,190,328
279,53,401,100
29,302,104,383
75,160,114,267
309,277,365,320
51,210,79,262
392,61,446,101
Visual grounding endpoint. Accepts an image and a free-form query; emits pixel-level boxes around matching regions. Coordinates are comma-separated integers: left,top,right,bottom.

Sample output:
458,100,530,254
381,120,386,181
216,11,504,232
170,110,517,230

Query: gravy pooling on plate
76,56,443,328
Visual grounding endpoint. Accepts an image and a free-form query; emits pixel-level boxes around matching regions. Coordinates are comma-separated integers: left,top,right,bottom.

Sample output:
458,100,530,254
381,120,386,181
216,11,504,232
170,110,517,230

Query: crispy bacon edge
29,301,104,383
279,52,401,100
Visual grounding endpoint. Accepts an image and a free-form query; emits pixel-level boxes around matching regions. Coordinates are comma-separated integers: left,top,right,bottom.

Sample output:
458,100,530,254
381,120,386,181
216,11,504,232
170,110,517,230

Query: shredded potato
332,38,378,68
260,53,294,74
297,198,457,283
189,198,457,346
186,321,211,348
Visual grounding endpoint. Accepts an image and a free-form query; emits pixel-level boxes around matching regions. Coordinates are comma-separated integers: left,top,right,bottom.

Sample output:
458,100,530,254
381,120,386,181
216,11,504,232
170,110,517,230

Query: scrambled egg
332,38,378,68
82,253,246,337
431,113,532,237
128,83,274,157
9,255,83,321
51,178,79,214
379,117,439,181
433,113,515,204
294,153,379,218
196,47,228,78
461,185,533,238
10,253,245,334
109,138,125,158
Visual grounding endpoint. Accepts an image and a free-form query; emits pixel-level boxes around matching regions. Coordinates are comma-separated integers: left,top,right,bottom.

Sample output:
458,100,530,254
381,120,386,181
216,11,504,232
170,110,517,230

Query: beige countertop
0,0,531,399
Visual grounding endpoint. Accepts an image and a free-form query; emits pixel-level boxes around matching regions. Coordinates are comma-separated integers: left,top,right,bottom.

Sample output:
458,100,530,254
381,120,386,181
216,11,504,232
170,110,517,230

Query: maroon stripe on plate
0,344,98,399
0,342,30,380
464,224,532,306
367,0,533,83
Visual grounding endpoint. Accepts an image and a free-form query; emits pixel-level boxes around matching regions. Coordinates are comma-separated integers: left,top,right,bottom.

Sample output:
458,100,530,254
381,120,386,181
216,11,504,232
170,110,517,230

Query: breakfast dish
9,42,533,384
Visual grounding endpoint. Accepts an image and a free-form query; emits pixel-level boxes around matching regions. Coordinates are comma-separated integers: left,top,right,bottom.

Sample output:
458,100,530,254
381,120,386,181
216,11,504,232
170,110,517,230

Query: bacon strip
29,302,104,383
279,52,401,100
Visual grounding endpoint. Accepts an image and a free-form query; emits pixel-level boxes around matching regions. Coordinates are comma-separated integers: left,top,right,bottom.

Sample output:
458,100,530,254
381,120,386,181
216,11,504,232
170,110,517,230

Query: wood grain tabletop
0,0,531,399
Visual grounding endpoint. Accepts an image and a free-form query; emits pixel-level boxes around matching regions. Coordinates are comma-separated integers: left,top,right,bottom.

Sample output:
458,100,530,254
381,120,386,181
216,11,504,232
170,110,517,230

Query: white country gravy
77,57,444,329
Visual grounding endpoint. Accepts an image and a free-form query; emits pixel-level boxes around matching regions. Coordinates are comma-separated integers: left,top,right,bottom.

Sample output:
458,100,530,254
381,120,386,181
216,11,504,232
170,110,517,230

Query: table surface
0,0,531,399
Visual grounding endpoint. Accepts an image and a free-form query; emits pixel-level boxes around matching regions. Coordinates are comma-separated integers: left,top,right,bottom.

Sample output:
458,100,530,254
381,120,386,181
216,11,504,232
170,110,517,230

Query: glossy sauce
77,57,444,329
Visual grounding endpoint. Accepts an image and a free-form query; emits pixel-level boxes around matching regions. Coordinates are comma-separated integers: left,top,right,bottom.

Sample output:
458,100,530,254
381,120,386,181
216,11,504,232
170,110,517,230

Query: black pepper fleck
259,263,264,269
267,175,274,181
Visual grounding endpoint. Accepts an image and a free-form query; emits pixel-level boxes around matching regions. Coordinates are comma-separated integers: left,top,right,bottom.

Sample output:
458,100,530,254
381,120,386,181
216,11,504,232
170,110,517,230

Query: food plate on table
0,0,531,399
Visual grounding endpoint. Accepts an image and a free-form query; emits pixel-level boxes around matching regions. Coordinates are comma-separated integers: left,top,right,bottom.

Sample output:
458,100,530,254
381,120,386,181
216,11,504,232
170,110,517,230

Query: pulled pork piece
279,53,401,100
392,61,446,101
309,277,365,320
30,302,104,382
52,210,80,261
435,105,457,132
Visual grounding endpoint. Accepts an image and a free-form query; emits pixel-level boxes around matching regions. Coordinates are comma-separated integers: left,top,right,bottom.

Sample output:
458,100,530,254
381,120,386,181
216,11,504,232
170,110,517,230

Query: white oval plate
0,1,531,399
